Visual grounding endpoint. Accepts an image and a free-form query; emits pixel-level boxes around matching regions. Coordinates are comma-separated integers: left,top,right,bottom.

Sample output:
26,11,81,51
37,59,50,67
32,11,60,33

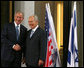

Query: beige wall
77,1,83,67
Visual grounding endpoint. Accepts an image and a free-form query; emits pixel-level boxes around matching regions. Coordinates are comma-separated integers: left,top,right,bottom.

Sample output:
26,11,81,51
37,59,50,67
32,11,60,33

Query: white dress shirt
14,21,20,34
30,25,39,38
32,25,39,33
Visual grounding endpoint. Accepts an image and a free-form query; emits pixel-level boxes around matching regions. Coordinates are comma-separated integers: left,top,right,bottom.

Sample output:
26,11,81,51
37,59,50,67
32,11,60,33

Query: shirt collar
14,21,20,27
32,25,39,32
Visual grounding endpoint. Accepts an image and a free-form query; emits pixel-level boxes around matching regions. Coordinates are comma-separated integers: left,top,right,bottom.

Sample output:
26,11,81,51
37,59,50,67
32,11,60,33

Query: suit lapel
12,22,17,40
19,25,23,40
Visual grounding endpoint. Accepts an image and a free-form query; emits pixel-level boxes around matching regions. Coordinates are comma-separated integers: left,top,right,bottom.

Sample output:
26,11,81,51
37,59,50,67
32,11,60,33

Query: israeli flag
67,2,79,67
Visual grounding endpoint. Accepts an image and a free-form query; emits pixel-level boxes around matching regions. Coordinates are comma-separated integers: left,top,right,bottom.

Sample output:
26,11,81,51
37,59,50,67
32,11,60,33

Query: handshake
13,44,21,51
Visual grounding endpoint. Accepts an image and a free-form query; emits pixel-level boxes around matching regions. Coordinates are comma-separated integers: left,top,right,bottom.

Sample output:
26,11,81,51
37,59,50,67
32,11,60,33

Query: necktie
30,30,34,38
16,25,19,40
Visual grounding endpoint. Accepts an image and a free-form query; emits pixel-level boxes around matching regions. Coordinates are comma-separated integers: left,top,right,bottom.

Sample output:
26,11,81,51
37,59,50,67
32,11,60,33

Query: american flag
45,3,61,67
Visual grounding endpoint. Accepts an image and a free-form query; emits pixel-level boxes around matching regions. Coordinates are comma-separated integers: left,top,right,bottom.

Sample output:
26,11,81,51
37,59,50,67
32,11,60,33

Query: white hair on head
30,14,39,22
34,15,38,21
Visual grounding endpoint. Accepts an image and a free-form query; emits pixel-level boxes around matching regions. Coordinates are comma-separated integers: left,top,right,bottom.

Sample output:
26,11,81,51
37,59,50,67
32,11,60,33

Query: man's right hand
13,44,21,51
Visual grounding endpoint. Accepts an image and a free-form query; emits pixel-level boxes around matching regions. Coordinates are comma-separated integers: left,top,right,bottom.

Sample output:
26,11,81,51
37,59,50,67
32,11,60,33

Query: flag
67,2,79,67
45,3,61,67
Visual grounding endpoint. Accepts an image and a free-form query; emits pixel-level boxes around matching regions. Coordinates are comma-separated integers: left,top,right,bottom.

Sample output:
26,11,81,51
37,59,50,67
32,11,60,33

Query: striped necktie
30,30,34,38
16,25,19,40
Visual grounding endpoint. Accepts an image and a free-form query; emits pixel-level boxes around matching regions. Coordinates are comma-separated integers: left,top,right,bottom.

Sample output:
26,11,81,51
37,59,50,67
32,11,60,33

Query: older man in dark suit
24,15,47,67
1,11,27,67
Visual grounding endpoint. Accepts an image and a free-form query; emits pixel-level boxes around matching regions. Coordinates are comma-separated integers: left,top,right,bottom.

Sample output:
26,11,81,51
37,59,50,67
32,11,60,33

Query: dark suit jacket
1,22,27,62
25,27,47,66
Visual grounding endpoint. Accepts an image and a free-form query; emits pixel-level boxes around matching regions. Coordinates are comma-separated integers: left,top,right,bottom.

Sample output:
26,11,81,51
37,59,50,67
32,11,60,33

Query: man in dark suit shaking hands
1,11,27,67
24,15,47,67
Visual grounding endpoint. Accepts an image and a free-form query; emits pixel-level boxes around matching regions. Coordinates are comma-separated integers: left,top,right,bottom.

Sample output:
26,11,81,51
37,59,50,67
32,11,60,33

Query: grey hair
30,14,39,22
14,11,24,17
34,15,39,22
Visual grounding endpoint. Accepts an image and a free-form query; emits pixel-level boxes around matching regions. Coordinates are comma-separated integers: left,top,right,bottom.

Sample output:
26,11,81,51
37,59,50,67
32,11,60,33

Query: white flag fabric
45,3,61,67
67,2,79,67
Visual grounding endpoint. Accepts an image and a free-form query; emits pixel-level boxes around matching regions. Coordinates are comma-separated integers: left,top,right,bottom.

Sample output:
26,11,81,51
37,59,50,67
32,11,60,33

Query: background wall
76,1,83,67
